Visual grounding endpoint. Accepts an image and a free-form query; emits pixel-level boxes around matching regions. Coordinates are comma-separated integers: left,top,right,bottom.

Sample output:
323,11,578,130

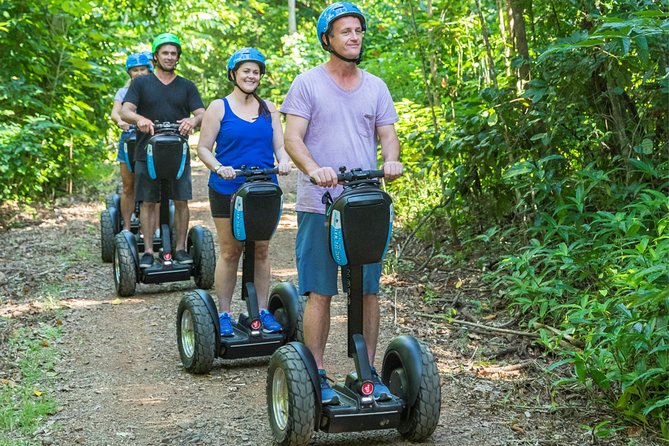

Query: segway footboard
218,330,285,360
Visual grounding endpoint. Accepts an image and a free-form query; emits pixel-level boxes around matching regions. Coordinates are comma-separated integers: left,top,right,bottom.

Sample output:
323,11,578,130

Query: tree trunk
475,0,499,88
605,64,631,156
507,0,531,86
288,0,296,34
407,0,439,133
427,0,441,106
497,0,511,77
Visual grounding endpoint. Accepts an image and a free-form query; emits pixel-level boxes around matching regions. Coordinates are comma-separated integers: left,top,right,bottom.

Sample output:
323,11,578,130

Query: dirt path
3,161,658,445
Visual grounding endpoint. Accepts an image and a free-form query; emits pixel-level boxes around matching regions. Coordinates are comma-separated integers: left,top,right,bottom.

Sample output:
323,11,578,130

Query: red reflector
163,253,172,261
251,319,261,330
361,381,374,396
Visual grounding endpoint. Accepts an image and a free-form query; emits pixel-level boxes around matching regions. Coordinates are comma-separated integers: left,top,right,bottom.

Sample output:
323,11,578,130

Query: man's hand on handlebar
308,166,338,188
382,161,403,181
136,117,155,135
177,117,197,136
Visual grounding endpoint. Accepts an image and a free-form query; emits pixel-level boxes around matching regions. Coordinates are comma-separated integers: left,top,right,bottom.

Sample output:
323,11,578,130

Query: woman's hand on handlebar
277,161,292,176
382,161,403,181
215,165,236,180
308,166,338,187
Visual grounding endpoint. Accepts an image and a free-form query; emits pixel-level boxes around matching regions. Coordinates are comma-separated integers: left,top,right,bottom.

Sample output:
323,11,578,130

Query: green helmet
152,33,182,55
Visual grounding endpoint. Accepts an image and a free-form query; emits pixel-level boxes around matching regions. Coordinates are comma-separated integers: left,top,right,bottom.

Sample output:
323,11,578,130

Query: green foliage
0,0,125,202
379,0,669,436
0,0,330,204
491,161,669,435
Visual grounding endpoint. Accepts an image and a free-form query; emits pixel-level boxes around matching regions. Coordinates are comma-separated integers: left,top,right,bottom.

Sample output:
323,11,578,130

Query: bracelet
214,165,223,175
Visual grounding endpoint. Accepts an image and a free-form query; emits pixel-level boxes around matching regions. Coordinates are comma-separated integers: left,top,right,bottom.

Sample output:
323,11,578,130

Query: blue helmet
125,52,152,72
227,48,266,81
142,51,154,63
316,2,366,50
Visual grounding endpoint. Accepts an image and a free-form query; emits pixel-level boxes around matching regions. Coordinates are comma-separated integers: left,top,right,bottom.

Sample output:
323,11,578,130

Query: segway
266,168,441,446
112,122,216,297
100,126,174,262
176,167,303,374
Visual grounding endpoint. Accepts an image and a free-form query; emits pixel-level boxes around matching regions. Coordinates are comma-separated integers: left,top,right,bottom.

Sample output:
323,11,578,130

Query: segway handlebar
337,168,384,182
310,167,385,184
234,167,279,177
153,121,181,133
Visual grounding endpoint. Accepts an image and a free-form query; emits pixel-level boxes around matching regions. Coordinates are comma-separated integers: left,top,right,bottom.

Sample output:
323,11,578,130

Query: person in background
281,2,403,405
196,48,291,336
110,52,152,231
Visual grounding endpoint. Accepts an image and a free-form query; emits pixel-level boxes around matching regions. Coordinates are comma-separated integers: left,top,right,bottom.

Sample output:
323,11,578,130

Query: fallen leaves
474,361,534,379
0,378,16,387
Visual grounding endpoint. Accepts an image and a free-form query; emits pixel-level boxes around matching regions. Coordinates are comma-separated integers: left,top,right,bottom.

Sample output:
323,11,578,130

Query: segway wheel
113,233,136,297
189,226,216,289
100,209,115,263
387,339,441,441
267,346,315,446
106,193,116,210
293,295,306,342
269,284,305,343
177,291,216,374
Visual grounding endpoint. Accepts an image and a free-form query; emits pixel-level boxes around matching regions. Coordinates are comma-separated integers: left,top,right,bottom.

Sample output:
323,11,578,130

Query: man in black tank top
120,33,205,268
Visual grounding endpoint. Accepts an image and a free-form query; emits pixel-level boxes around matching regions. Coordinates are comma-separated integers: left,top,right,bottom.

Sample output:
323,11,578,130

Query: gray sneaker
174,250,193,264
139,253,154,269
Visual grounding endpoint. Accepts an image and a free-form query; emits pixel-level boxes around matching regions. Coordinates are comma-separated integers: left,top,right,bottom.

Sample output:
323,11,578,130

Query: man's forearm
119,108,143,125
285,138,319,175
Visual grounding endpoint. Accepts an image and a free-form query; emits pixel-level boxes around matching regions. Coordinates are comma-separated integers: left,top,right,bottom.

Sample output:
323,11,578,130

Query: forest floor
0,160,662,446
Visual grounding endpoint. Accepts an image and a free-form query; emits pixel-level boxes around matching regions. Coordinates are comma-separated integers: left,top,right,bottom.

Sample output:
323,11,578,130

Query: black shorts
209,187,232,218
134,160,192,202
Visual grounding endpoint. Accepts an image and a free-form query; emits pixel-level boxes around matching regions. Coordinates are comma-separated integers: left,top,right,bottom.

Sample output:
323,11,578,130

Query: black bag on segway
146,132,189,180
122,130,137,172
327,185,393,267
231,181,283,241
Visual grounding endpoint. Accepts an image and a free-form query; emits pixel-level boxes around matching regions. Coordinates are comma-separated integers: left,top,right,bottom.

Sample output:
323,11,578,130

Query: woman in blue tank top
196,48,292,337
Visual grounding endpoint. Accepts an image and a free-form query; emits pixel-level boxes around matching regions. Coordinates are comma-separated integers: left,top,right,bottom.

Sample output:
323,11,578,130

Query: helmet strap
323,35,363,65
156,58,178,73
231,72,258,95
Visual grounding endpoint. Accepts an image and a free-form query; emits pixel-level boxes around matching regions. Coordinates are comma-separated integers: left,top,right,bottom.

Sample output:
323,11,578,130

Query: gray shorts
295,211,381,296
134,160,192,203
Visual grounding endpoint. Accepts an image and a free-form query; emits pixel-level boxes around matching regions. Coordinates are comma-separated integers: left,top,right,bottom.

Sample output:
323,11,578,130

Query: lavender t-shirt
281,65,399,214
114,87,128,102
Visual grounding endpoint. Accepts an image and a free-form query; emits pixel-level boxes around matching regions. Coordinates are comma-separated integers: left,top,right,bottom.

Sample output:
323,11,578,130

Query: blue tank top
208,97,277,195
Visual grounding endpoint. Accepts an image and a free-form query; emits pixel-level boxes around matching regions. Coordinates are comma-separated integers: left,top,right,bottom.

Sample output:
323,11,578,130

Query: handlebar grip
153,121,181,130
310,168,385,184
234,167,279,177
336,169,385,181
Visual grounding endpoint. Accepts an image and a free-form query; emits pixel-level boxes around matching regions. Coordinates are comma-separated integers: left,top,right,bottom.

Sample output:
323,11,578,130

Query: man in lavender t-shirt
282,2,403,405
